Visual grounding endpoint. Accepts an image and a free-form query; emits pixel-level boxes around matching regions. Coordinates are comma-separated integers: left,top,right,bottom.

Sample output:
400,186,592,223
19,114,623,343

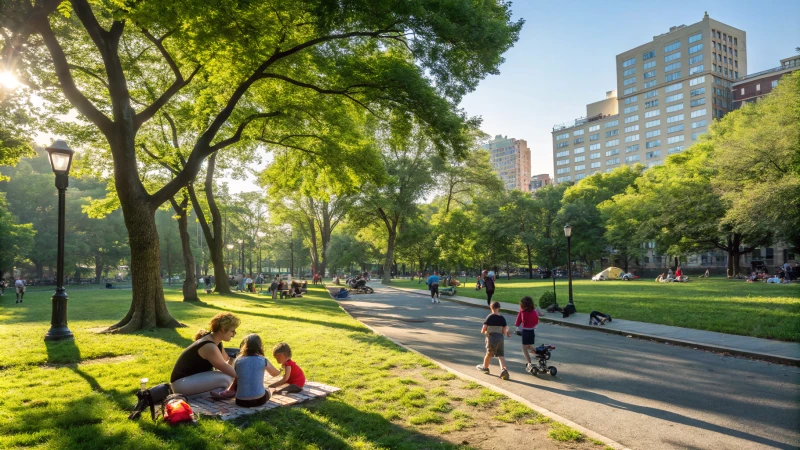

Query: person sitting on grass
268,342,306,394
476,301,510,380
335,287,349,299
171,313,240,396
211,333,281,407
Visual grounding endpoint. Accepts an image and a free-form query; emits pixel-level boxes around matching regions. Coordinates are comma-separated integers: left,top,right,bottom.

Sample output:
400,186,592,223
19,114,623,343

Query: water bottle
140,377,148,392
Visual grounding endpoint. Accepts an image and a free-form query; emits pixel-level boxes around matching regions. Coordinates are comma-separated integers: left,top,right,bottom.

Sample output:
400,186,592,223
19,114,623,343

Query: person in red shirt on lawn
515,296,540,375
268,342,306,394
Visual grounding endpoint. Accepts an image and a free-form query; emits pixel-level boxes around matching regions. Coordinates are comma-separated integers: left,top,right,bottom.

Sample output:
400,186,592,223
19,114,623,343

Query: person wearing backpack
170,312,240,396
483,270,495,308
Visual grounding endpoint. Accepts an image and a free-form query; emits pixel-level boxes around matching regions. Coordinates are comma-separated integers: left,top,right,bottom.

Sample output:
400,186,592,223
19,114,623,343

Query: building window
605,139,619,147
689,75,706,86
556,176,571,183
645,99,659,108
734,37,737,45
643,50,656,60
668,145,685,154
643,70,656,80
605,148,619,157
624,125,639,133
556,132,569,140
557,167,570,174
664,51,681,63
664,41,680,53
772,80,778,88
756,84,761,91
624,95,638,105
667,134,685,144
691,130,705,140
666,93,683,103
626,144,640,153
590,152,600,159
664,62,681,72
665,82,682,93
690,108,706,118
689,54,703,65
557,141,568,148
667,124,684,134
690,97,706,107
622,57,636,68
666,113,684,123
574,155,585,162
589,125,600,132
574,129,584,136
688,43,703,54
574,137,584,144
645,140,661,149
574,173,585,181
625,154,640,163
624,134,639,142
624,114,639,123
665,72,681,82
606,158,620,166
688,32,702,44
556,150,569,157
605,119,619,128
605,129,619,138
623,67,637,76
590,133,600,141
574,147,585,154
623,87,637,95
645,119,660,128
590,161,601,168
689,64,704,75
691,119,707,129
643,89,658,99
644,60,656,70
556,159,569,166
645,129,661,139
624,76,636,86
644,80,657,89
666,103,684,113
575,164,586,171
623,105,638,114
590,143,600,151
690,87,705,96
644,109,660,118
646,150,661,159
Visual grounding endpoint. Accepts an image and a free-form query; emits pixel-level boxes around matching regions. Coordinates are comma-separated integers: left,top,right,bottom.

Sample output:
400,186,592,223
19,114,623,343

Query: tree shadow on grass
185,300,370,334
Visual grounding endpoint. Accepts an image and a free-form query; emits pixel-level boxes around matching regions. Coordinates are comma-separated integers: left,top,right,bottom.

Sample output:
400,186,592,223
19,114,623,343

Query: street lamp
44,140,75,341
226,244,234,275
257,231,266,291
564,224,574,306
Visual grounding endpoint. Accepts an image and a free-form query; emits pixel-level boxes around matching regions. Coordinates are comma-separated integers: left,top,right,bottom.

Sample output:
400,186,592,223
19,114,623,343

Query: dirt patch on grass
381,367,604,449
41,354,135,369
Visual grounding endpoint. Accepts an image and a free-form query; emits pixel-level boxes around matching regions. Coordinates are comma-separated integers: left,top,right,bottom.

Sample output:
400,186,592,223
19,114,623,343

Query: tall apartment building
552,13,746,183
483,135,531,191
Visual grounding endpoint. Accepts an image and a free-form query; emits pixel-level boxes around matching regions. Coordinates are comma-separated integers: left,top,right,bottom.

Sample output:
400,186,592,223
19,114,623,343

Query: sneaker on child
500,369,509,380
476,364,489,374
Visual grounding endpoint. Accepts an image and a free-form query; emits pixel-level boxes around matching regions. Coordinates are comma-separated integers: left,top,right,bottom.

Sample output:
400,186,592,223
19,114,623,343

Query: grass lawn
0,285,603,449
388,277,800,342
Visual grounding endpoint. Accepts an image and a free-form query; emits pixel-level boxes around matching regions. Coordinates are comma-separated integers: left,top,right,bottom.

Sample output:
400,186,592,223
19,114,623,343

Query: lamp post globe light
44,140,75,341
564,224,574,306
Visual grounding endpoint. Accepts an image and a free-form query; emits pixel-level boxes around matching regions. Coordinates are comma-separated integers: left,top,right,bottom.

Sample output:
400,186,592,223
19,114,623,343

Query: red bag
162,394,196,425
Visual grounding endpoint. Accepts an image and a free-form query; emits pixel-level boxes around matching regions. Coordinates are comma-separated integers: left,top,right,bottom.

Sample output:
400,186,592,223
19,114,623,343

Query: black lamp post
237,239,244,275
44,140,75,342
257,231,265,291
564,224,574,306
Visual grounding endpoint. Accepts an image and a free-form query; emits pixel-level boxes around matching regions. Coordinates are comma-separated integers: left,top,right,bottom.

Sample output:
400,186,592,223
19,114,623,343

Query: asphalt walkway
387,284,800,365
336,284,800,450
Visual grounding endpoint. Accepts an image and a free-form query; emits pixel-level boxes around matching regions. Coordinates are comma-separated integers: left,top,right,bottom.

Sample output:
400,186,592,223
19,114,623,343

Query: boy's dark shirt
483,313,507,334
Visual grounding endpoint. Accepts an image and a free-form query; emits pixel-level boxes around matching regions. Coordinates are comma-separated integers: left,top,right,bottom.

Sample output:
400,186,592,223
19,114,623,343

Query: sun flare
0,71,20,89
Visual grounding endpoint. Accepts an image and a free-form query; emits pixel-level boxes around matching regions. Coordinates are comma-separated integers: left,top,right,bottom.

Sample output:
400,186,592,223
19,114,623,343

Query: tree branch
210,111,281,152
135,64,200,130
140,144,180,175
67,63,109,89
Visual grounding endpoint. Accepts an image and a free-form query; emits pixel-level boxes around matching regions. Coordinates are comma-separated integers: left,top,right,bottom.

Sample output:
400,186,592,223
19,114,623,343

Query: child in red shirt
268,342,306,394
515,296,539,374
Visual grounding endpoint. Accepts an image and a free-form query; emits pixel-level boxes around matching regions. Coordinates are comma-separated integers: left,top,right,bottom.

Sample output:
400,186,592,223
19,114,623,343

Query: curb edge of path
382,284,800,367
333,291,632,450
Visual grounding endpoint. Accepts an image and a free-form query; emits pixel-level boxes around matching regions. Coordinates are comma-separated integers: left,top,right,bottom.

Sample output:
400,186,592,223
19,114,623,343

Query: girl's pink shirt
515,309,539,328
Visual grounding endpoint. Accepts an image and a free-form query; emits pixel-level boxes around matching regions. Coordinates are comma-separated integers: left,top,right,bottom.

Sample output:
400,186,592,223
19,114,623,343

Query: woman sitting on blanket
171,312,245,396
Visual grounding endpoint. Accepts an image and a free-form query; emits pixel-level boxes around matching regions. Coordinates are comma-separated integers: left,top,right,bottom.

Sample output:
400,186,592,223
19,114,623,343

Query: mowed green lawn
0,286,601,449
389,277,800,342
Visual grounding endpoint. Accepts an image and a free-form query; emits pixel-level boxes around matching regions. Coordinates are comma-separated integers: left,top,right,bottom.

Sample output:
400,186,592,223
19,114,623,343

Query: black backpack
562,303,576,318
129,383,173,420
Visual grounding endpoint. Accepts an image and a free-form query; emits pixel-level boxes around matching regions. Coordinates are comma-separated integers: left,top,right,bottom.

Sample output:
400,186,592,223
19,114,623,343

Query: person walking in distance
15,277,26,303
483,270,495,308
426,271,441,304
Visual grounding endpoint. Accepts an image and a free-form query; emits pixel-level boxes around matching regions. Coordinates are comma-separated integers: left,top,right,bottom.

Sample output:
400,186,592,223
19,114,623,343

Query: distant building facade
529,174,552,193
483,135,531,191
732,55,800,109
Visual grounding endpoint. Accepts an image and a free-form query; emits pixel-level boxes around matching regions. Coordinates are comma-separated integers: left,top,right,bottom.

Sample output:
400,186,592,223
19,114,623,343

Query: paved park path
336,285,800,450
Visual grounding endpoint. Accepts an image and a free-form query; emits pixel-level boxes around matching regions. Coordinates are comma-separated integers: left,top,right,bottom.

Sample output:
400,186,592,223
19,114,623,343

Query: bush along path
0,286,607,449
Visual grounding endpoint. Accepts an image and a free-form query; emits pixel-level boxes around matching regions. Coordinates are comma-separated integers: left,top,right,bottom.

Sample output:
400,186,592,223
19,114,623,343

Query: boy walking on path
426,271,440,303
477,301,510,380
15,277,26,303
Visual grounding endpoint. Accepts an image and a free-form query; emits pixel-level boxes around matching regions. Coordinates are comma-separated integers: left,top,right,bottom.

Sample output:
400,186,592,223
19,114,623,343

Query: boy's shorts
485,333,504,357
521,329,535,346
15,286,25,294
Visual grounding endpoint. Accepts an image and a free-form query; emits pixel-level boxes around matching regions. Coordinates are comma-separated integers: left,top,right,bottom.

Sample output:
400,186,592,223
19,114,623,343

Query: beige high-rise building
551,13,746,183
483,135,531,191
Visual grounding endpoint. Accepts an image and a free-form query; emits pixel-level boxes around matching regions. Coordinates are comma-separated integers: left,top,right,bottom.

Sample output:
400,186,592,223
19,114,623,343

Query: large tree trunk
187,155,231,294
526,245,533,279
382,228,397,284
171,195,199,302
94,255,103,284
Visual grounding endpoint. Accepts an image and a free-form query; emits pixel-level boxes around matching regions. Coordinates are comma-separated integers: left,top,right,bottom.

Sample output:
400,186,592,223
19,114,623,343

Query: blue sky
460,0,800,177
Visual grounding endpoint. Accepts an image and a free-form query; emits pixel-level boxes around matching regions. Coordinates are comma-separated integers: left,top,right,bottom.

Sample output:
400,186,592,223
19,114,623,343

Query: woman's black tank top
170,337,223,382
